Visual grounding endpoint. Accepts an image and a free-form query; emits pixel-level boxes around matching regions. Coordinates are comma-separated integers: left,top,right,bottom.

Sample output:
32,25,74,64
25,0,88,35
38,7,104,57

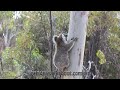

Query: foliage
0,11,49,79
2,71,16,79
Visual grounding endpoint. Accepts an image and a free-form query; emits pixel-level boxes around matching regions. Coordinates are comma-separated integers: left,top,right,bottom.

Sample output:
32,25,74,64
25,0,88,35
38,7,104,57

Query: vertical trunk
65,11,89,79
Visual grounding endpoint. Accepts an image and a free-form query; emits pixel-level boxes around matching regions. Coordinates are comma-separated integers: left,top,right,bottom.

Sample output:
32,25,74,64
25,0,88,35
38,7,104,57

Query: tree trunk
64,11,89,79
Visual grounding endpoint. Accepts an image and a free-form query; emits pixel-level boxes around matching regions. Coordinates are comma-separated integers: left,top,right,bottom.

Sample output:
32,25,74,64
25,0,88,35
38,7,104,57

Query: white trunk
3,29,9,47
64,11,89,79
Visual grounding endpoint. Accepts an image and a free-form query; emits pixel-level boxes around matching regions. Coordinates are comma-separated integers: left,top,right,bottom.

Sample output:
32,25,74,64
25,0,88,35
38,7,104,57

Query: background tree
83,11,120,79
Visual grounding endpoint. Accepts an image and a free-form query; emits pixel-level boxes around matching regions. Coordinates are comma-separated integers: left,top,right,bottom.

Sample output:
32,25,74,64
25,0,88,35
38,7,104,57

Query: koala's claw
71,37,78,41
74,37,78,41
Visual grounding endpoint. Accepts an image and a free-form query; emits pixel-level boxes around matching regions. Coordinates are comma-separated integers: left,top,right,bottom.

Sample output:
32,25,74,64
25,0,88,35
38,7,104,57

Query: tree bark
64,11,89,79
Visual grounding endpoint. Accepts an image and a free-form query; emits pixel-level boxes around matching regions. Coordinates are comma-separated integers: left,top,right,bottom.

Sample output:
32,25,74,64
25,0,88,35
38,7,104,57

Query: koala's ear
53,35,58,43
54,36,58,42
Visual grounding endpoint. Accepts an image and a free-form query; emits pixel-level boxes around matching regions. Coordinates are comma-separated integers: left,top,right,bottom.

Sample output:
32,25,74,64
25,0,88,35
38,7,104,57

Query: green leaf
96,50,106,64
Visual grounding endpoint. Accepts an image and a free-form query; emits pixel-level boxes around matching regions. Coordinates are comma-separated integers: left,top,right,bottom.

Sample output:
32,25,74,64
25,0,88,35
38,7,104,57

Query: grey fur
53,33,77,72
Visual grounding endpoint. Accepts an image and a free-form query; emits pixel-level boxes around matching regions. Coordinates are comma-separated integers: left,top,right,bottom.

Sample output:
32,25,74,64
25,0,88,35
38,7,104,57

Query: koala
53,33,77,72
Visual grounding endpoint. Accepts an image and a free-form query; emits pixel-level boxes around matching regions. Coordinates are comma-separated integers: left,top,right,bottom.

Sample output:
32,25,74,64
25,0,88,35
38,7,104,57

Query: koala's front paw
71,37,78,41
71,37,74,40
74,37,78,41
